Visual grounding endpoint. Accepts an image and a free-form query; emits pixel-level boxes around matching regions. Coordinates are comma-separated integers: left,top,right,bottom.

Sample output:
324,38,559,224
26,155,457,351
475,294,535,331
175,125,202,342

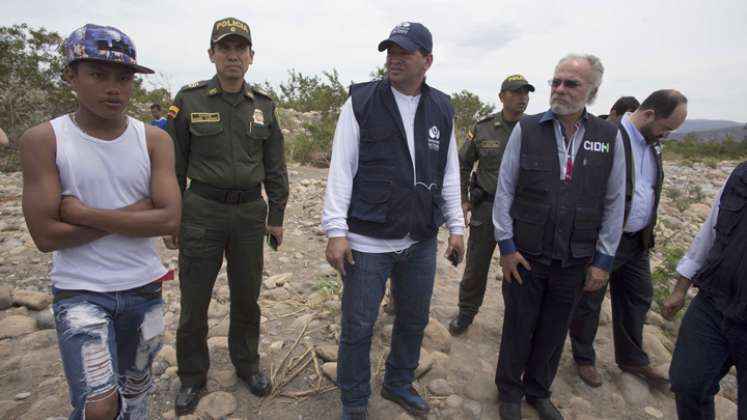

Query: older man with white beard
491,54,625,420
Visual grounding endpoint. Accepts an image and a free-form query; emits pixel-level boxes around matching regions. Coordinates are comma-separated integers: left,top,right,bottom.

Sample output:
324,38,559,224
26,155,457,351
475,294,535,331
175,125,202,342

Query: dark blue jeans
337,237,437,408
670,293,747,420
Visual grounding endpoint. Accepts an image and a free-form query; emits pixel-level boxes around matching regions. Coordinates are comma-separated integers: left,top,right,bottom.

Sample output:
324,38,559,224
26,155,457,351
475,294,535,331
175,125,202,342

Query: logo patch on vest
428,125,440,151
583,140,610,153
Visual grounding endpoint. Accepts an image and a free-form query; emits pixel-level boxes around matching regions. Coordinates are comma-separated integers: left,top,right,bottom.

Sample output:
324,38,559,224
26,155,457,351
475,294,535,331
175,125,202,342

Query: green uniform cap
211,17,252,46
501,74,535,93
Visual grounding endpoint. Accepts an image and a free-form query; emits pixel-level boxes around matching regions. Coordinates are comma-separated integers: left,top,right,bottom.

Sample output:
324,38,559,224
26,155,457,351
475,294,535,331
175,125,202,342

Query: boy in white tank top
19,24,181,420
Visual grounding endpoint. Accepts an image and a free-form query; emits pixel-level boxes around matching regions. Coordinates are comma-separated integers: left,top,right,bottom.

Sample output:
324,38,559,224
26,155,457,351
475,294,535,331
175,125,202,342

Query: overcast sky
4,0,746,122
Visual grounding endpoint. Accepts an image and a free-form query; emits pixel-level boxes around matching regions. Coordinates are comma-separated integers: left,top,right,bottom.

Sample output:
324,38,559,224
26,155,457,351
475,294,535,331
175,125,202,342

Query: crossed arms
21,123,181,252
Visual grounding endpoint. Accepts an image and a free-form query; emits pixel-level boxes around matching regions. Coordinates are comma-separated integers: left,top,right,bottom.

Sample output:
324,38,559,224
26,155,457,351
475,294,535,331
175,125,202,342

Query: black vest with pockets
511,113,617,266
692,161,747,321
347,79,453,241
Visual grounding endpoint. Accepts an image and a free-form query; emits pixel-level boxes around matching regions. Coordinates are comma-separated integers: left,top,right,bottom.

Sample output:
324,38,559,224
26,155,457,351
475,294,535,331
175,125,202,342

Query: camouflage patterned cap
63,24,154,74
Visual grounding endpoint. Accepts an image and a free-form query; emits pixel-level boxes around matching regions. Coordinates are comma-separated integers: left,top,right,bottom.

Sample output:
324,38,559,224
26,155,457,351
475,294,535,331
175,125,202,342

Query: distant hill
669,119,747,142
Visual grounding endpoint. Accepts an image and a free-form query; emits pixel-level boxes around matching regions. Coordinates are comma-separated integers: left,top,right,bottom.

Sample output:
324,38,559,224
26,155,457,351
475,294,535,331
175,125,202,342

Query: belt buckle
224,190,241,204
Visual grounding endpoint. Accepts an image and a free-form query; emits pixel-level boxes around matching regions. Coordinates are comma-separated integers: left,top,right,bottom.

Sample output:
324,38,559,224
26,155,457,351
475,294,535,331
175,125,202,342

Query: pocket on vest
581,154,608,197
349,181,392,224
360,127,397,164
519,154,554,193
570,207,602,258
510,199,550,255
716,193,747,236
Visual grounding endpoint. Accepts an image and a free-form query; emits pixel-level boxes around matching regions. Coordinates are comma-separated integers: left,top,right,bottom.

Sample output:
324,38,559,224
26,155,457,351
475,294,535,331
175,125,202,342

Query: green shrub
662,133,747,161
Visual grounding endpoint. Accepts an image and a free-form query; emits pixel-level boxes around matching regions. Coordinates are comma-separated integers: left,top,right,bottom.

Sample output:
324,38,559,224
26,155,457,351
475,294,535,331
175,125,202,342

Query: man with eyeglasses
166,17,289,415
492,54,625,420
569,90,687,388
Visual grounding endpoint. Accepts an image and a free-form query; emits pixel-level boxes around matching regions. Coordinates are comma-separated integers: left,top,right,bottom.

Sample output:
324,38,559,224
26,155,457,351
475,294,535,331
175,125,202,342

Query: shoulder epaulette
476,113,496,124
251,87,273,101
180,80,208,92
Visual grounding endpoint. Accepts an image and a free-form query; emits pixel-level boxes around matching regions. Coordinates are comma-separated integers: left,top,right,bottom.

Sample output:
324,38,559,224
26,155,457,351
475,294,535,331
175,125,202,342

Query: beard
550,94,585,115
639,123,659,144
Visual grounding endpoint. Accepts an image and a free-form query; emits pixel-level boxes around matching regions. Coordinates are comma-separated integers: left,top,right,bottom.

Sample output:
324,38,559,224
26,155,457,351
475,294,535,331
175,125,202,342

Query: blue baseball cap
63,24,154,74
378,22,432,54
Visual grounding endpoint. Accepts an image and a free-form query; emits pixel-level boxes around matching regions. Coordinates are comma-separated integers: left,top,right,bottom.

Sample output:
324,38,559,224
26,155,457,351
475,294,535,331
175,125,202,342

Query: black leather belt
189,180,261,205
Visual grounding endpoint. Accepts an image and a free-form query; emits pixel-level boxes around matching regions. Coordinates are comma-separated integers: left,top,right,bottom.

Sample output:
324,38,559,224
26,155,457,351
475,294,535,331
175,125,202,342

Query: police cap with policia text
211,17,252,46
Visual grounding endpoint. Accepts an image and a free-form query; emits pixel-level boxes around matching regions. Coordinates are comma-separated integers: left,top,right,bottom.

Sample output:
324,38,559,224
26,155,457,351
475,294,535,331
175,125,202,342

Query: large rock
427,378,453,396
12,290,51,310
463,373,498,402
207,302,228,319
322,362,337,384
415,348,433,378
195,391,237,419
0,286,12,310
642,331,671,365
32,308,55,330
569,396,591,414
315,344,338,362
207,336,228,352
0,315,36,339
18,329,57,351
715,395,737,420
422,318,451,353
617,372,650,405
208,317,229,338
158,344,177,366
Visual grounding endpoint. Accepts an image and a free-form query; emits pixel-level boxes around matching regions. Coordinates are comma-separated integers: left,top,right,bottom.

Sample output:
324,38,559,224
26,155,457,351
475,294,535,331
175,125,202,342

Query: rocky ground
0,161,741,420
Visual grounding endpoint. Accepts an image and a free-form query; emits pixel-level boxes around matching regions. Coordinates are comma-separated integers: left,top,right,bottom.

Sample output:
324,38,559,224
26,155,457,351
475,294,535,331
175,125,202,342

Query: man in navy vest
492,54,626,420
663,162,747,419
570,90,687,388
321,22,465,420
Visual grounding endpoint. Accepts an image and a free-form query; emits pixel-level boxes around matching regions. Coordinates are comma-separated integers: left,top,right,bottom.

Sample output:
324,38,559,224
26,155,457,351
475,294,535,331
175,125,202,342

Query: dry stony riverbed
0,162,741,420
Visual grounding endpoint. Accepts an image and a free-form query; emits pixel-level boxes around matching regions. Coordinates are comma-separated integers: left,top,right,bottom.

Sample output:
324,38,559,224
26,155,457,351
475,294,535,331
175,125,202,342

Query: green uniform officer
167,17,289,416
449,75,534,336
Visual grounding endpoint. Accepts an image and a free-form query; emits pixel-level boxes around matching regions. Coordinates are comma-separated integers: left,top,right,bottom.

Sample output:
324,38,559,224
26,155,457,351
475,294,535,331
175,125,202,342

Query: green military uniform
457,111,519,317
168,75,289,387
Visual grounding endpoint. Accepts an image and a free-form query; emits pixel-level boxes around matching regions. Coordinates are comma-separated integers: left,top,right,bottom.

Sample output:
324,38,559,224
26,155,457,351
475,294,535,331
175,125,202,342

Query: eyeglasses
548,79,583,89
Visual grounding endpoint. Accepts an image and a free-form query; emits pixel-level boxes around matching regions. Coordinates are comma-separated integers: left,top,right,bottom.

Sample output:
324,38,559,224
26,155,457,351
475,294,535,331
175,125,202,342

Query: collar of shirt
539,108,590,125
207,75,253,99
621,113,647,147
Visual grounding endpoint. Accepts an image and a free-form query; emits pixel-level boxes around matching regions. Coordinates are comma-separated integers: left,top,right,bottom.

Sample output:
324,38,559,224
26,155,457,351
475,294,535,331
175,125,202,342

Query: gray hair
557,53,604,104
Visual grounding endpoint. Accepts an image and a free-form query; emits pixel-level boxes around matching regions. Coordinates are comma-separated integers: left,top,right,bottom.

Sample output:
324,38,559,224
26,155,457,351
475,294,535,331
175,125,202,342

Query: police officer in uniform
570,90,687,388
492,54,625,420
167,17,289,415
449,74,534,336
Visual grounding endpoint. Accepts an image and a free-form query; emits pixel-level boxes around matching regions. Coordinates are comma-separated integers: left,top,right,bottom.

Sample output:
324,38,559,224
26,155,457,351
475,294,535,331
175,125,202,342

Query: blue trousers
670,293,746,420
337,238,437,408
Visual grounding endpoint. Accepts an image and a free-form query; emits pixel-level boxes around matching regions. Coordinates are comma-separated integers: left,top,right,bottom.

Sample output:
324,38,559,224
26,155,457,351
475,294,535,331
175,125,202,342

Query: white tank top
49,114,167,292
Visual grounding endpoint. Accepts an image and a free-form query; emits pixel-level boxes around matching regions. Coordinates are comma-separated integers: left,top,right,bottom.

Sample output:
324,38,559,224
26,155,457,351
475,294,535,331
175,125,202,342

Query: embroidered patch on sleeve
167,105,179,119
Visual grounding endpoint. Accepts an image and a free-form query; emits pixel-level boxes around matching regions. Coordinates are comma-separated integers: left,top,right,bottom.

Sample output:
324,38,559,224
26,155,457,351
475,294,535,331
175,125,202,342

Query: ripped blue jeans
52,282,164,420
